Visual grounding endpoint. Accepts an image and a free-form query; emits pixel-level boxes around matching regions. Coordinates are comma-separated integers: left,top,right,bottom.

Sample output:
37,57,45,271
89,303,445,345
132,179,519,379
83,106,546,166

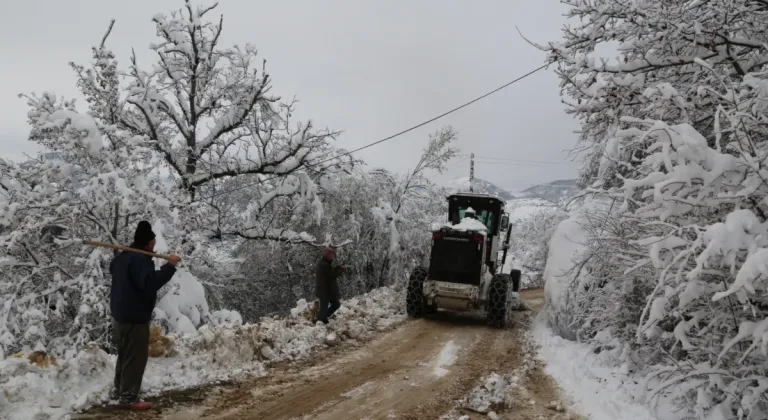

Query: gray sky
0,0,580,192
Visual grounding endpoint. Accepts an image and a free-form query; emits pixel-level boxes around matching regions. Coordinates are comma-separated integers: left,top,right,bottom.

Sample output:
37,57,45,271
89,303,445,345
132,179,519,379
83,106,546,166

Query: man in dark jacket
315,247,345,324
109,221,180,410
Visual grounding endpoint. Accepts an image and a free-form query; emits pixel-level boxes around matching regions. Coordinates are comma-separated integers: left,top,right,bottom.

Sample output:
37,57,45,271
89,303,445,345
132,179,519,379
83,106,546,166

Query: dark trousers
112,321,150,404
317,297,341,323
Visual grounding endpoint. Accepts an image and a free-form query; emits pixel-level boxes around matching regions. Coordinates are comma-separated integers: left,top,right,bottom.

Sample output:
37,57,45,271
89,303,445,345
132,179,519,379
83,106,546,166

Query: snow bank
0,284,406,420
542,208,588,312
541,196,611,324
533,315,671,420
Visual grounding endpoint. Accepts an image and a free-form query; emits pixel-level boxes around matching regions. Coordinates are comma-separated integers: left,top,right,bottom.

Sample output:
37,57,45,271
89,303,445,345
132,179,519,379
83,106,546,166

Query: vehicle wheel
486,273,510,328
510,269,522,293
406,266,428,317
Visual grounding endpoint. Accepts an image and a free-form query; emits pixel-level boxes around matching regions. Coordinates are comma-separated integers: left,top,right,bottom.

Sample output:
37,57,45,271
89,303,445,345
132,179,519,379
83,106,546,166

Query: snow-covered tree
368,126,458,286
1,0,346,357
0,96,172,356
541,0,768,417
58,1,345,246
222,128,457,321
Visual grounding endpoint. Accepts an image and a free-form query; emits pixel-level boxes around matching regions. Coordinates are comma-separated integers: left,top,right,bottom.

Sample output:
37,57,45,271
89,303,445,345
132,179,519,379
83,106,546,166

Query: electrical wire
192,64,549,202
473,161,570,168
472,155,573,165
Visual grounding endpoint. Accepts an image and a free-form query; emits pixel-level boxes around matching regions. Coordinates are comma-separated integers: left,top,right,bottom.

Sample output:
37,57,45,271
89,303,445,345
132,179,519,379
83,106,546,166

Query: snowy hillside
505,197,555,222
445,177,580,206
514,179,578,203
447,177,515,200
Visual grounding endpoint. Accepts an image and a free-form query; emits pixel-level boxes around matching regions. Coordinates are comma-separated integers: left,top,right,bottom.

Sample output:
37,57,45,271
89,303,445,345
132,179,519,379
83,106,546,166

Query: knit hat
133,221,156,248
322,246,336,260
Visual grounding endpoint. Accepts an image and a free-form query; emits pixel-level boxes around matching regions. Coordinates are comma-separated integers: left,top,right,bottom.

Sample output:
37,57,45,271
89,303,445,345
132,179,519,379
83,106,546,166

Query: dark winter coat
315,258,344,300
109,244,177,324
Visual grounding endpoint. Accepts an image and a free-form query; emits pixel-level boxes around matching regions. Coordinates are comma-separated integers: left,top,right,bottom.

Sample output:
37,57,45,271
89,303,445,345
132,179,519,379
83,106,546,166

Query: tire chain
486,274,510,328
406,267,428,317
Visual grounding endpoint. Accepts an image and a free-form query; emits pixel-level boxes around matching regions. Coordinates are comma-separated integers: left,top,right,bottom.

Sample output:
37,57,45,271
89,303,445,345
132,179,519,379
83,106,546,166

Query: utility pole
469,153,475,192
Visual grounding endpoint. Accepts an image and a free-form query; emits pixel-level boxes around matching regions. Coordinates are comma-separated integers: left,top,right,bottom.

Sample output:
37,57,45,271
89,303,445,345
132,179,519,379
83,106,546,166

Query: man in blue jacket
109,221,180,410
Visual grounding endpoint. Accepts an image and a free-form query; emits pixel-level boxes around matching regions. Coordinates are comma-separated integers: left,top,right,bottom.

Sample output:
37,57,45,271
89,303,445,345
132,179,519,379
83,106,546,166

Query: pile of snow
461,373,517,414
437,217,488,233
154,268,212,334
211,309,243,327
441,330,539,419
532,316,668,420
151,221,215,334
0,284,406,420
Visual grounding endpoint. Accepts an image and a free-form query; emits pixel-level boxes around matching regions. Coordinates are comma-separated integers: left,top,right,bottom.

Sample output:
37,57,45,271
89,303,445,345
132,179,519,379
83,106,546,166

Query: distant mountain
447,177,515,201
515,179,579,203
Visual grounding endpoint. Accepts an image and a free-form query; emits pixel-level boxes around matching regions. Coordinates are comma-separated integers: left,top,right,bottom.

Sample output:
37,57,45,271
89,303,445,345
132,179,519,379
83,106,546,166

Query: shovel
40,224,176,262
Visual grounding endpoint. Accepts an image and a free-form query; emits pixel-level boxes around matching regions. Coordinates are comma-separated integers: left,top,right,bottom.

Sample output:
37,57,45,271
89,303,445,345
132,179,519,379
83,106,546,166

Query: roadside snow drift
532,317,664,420
0,284,406,420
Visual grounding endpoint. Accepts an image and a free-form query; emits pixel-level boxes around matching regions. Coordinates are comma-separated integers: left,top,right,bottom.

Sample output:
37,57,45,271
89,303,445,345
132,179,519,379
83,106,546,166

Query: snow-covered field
0,285,405,420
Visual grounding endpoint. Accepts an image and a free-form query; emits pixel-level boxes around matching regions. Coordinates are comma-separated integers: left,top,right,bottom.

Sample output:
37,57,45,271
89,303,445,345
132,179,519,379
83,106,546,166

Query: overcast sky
0,0,580,192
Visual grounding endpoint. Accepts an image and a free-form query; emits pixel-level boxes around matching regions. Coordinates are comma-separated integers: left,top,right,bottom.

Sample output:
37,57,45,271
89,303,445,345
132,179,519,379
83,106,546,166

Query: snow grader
406,192,521,328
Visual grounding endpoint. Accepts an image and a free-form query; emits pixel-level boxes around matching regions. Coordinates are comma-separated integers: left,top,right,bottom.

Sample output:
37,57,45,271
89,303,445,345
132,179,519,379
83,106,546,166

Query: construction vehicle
406,192,521,328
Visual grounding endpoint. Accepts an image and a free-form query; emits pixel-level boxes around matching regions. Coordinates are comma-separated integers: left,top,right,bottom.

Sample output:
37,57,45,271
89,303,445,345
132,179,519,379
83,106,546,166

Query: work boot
120,401,153,411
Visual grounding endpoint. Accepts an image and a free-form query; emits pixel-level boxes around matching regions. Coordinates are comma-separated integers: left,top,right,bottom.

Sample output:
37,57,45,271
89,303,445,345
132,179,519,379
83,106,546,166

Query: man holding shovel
315,247,346,324
109,221,181,410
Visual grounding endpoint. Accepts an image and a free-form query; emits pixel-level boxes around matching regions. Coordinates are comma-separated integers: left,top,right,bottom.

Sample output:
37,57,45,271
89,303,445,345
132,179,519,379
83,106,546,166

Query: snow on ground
439,329,538,419
460,372,517,414
0,284,406,420
433,340,460,377
534,196,675,419
340,380,377,398
532,314,670,420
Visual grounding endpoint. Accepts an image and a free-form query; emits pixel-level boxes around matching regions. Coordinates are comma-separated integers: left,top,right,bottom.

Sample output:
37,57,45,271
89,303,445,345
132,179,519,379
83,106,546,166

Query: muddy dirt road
79,289,576,419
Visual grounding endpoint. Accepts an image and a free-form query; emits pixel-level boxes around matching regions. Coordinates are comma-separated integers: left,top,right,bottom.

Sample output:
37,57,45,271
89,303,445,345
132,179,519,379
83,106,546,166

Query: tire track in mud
78,289,577,420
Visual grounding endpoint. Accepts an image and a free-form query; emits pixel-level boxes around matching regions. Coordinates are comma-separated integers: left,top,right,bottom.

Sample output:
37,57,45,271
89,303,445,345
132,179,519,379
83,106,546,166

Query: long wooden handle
83,240,174,261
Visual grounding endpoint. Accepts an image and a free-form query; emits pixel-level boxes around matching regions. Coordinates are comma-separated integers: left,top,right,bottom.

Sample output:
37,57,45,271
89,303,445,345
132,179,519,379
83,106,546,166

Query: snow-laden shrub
544,196,654,345
539,0,768,417
507,207,566,288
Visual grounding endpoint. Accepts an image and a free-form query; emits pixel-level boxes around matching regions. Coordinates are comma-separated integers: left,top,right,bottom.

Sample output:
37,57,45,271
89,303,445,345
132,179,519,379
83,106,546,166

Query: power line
445,156,470,170
474,161,568,168
473,155,573,165
193,63,549,202
474,161,569,168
